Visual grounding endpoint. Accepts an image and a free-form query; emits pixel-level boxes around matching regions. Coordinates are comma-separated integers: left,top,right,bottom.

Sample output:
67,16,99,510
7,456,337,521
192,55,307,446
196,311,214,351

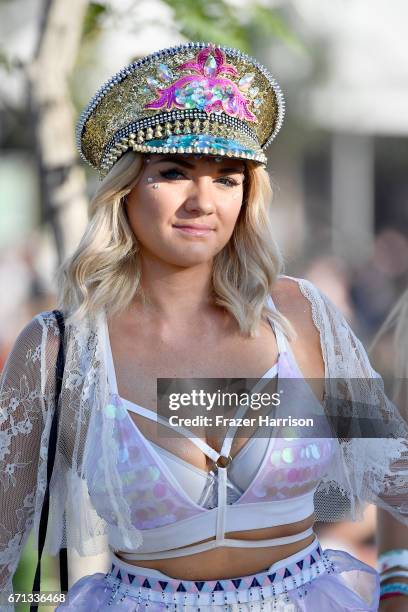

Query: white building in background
289,0,408,263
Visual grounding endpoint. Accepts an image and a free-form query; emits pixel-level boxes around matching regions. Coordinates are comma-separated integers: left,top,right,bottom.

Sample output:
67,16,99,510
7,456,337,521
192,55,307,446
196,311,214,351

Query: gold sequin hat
77,42,285,177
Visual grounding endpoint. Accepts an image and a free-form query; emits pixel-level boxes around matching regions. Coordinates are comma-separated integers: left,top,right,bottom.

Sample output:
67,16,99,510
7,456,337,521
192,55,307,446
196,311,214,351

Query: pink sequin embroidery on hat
144,46,258,122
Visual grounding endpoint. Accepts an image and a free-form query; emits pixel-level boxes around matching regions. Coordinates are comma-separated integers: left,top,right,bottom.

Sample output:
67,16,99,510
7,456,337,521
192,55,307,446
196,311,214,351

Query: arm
375,302,408,611
377,507,408,611
284,275,408,525
0,315,58,610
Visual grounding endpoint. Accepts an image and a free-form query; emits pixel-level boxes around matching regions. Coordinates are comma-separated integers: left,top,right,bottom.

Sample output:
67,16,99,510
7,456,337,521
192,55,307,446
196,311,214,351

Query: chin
165,250,214,267
176,256,213,268
158,242,214,263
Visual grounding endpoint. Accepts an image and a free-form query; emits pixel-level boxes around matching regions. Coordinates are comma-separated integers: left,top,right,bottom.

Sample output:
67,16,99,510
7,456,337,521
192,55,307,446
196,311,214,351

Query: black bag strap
31,310,68,611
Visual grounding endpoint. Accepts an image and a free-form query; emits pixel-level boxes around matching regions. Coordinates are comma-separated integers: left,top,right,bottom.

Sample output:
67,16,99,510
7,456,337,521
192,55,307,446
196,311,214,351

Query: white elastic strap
121,398,220,463
116,526,315,560
102,311,119,394
219,374,277,458
266,295,287,354
216,467,227,541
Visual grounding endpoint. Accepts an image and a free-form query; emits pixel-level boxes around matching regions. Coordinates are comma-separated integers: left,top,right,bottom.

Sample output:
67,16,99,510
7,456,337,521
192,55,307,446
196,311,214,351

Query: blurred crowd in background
1,0,407,605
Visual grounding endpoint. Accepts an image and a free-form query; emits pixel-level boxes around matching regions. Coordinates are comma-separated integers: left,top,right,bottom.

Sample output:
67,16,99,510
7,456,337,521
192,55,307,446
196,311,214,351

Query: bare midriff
114,512,316,581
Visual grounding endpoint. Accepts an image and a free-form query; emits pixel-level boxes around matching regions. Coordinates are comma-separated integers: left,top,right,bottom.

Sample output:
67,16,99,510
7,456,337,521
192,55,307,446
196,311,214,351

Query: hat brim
130,133,266,165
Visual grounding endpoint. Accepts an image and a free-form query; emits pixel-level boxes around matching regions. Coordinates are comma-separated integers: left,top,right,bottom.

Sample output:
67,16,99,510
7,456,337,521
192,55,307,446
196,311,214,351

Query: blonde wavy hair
57,151,292,338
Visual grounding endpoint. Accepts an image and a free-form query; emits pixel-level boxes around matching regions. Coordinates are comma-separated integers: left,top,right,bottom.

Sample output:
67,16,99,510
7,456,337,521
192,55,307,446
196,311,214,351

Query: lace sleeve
291,276,408,526
0,314,60,610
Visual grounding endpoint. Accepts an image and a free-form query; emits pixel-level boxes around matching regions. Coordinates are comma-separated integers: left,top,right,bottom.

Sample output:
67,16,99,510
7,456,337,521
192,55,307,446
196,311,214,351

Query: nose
183,177,216,214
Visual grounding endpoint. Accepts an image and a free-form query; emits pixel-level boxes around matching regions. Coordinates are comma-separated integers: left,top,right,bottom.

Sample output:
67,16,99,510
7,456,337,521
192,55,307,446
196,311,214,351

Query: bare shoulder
271,276,316,331
1,313,55,384
271,276,324,378
11,313,52,351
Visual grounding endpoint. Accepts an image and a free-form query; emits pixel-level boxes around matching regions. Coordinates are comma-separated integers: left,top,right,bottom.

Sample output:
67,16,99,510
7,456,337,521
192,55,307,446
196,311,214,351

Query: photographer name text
168,415,314,428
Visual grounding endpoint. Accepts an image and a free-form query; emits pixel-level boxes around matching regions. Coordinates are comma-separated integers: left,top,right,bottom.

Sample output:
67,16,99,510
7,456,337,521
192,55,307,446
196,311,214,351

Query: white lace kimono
1,277,408,608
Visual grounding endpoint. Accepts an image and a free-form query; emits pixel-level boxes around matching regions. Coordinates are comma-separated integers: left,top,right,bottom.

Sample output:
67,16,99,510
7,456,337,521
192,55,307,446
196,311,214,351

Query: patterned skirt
55,536,379,611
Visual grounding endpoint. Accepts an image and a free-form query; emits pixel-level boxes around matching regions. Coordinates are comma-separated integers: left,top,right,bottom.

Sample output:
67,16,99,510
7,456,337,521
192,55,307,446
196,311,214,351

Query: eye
160,168,186,180
216,176,240,187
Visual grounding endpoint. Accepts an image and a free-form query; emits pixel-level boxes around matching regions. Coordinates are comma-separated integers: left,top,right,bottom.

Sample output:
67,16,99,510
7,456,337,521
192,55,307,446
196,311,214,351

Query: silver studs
152,183,159,189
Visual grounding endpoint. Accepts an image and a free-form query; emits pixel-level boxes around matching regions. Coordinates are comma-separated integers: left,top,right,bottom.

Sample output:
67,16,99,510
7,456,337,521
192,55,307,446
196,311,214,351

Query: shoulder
9,311,62,362
11,311,56,345
1,312,59,390
271,275,320,334
271,275,325,377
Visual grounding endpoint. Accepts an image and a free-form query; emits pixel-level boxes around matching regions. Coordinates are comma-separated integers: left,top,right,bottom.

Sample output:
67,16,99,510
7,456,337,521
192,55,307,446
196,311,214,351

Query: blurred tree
27,0,89,264
161,0,302,52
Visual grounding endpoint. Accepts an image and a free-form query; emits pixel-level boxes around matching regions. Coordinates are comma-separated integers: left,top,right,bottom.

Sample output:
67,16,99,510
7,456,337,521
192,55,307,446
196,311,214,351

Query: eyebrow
149,156,245,174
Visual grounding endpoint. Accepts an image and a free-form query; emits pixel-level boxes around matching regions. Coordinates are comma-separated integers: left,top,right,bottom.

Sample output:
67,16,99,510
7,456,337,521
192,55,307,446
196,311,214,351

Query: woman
1,42,407,611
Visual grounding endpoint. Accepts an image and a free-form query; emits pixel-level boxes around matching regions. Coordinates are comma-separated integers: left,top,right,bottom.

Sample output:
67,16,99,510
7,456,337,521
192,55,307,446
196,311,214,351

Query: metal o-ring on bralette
215,454,232,468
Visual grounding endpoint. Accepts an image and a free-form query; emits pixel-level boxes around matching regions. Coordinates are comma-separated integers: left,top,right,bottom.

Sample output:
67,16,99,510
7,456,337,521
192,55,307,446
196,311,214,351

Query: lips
173,224,214,230
173,224,214,236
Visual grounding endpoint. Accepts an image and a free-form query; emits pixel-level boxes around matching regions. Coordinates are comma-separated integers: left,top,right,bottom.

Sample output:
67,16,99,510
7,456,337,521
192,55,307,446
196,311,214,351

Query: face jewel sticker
144,45,258,122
